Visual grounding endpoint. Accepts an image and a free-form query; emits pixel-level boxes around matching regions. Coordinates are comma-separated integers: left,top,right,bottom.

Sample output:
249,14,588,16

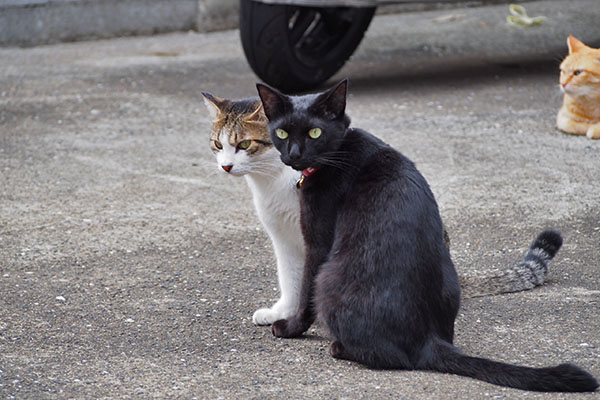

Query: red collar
296,167,318,189
302,167,318,177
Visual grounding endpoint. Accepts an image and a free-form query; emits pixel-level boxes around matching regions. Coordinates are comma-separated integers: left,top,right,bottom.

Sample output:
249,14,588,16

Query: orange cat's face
559,35,600,98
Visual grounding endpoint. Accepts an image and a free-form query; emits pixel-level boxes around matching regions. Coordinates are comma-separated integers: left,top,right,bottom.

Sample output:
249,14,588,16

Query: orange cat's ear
202,92,226,121
567,35,587,54
244,103,266,123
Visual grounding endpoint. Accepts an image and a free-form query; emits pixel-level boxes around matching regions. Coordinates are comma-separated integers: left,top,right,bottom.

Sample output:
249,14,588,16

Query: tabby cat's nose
222,165,233,173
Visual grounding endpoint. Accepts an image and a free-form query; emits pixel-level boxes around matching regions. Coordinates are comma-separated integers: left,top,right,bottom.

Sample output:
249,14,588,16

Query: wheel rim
286,7,361,69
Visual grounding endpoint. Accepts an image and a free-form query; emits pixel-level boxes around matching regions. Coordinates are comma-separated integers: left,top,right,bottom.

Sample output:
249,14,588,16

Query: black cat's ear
256,83,291,121
201,91,226,121
311,79,348,120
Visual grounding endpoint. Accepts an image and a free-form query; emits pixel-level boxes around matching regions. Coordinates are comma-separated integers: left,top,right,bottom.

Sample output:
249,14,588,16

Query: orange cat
557,35,600,139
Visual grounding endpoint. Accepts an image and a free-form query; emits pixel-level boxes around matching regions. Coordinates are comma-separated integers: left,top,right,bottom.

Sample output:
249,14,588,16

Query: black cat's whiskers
315,151,356,170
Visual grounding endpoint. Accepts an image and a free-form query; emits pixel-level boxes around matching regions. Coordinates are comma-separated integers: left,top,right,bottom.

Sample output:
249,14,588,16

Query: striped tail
461,230,563,298
509,229,563,288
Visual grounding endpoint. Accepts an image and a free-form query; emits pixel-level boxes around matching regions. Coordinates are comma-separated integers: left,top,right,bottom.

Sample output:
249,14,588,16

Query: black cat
255,79,598,392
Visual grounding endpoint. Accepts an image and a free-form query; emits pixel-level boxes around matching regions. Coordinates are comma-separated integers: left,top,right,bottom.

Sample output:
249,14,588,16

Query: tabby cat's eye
276,128,288,140
214,140,223,150
308,128,322,139
574,69,583,76
238,140,251,150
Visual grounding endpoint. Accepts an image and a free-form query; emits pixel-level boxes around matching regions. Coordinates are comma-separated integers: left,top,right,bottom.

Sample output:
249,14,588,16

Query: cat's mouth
284,159,307,171
285,158,318,171
220,165,246,176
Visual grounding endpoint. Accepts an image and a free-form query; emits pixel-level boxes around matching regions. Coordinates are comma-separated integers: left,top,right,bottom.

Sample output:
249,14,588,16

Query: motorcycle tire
239,0,376,93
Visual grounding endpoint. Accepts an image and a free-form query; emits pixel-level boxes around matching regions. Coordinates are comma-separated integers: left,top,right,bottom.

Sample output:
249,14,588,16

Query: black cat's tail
462,230,563,298
428,340,599,392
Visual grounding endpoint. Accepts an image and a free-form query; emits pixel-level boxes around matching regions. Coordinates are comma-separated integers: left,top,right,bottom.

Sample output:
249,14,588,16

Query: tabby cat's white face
213,131,249,176
202,93,278,177
211,130,279,177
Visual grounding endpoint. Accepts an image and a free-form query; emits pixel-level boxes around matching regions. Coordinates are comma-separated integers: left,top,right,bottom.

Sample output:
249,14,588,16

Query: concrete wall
198,0,238,33
0,0,238,47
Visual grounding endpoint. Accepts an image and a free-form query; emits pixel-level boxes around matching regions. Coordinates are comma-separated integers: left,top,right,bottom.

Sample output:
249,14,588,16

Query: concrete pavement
1,1,599,398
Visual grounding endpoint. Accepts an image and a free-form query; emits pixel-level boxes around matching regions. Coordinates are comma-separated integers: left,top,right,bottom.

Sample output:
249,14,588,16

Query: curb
0,0,238,47
0,0,517,48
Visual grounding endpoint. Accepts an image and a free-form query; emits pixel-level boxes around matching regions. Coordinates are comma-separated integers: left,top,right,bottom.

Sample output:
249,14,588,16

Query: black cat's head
256,80,351,171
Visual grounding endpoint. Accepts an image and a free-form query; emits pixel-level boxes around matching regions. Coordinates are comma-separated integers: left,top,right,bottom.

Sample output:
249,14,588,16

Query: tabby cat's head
559,35,600,98
256,80,351,171
202,92,277,176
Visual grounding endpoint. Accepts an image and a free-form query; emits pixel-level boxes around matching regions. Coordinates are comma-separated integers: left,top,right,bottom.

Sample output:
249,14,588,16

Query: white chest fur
244,161,305,325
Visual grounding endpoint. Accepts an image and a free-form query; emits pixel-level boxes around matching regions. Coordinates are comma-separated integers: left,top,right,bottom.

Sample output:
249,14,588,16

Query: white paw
252,308,284,326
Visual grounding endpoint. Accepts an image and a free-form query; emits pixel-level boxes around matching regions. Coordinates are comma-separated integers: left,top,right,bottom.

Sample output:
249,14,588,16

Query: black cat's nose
222,164,233,173
288,143,301,160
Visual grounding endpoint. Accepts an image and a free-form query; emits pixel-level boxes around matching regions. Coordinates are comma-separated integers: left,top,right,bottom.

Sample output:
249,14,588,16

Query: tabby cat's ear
310,79,347,120
201,91,226,121
244,102,266,123
256,83,291,121
567,35,587,54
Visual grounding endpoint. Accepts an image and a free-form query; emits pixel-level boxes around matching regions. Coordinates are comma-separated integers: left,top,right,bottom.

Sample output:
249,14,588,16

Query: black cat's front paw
271,317,306,338
329,341,345,358
330,340,353,361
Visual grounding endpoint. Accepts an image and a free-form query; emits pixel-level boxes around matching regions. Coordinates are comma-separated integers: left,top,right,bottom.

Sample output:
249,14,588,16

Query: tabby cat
202,92,304,326
203,91,564,325
557,35,600,139
256,79,598,392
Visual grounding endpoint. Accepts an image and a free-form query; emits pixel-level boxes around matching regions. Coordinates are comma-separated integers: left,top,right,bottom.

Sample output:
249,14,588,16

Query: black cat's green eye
238,140,251,150
214,140,223,150
276,128,288,140
308,128,322,139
